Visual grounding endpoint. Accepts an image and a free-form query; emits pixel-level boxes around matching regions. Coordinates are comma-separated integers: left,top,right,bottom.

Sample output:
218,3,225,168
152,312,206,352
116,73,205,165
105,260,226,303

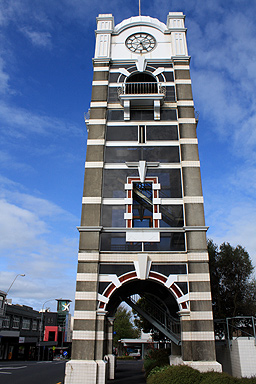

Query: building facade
65,12,221,384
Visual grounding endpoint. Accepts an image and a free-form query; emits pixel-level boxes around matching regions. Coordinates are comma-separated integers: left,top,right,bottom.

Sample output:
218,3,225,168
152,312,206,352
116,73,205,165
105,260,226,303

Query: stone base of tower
64,360,108,384
169,357,222,373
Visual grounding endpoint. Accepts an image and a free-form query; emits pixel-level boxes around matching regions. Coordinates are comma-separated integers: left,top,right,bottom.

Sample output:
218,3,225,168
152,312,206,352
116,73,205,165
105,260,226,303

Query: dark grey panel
150,264,187,274
106,126,138,141
164,72,174,82
130,109,154,121
102,168,182,198
144,232,185,251
100,232,142,251
146,125,178,140
101,205,125,227
160,205,184,227
99,263,134,275
105,146,180,163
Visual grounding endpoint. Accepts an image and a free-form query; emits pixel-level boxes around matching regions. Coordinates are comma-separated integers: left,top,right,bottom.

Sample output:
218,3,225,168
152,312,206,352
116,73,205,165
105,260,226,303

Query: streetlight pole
3,274,25,319
6,274,25,295
38,299,55,361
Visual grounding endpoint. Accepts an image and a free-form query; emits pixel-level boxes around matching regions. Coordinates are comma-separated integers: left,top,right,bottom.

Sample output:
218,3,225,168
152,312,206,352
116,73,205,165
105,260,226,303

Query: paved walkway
107,360,146,384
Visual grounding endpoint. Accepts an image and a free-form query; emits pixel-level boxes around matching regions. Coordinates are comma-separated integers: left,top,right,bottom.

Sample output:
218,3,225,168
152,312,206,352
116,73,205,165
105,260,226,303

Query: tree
208,240,256,319
113,305,140,348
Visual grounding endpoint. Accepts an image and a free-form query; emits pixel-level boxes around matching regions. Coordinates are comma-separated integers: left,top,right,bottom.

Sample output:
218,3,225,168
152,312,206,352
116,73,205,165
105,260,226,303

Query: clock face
125,33,156,53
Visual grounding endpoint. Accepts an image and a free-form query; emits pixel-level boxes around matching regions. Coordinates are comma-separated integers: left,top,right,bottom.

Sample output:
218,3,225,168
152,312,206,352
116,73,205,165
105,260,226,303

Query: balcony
118,82,166,96
118,82,166,121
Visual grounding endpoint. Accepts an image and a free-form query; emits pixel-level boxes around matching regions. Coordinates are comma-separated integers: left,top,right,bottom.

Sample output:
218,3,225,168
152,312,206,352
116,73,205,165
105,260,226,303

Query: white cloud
0,57,10,94
20,27,52,48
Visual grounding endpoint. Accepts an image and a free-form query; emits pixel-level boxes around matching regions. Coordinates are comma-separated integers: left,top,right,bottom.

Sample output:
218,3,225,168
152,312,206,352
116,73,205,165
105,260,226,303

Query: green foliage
146,365,256,384
147,365,201,384
113,305,140,348
208,240,256,319
200,370,239,384
144,349,170,376
116,356,134,360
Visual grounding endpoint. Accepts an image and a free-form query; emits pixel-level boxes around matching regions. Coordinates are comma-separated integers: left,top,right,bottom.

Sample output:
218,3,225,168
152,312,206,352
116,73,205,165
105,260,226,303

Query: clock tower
64,13,221,384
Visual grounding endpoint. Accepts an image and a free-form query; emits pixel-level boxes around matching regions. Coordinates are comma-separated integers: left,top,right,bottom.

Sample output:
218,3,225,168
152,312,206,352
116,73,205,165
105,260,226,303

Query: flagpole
139,0,141,16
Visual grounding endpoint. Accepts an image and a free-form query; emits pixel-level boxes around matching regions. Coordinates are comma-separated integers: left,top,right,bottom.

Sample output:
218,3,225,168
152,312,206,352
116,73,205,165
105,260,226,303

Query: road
107,360,146,384
0,360,66,384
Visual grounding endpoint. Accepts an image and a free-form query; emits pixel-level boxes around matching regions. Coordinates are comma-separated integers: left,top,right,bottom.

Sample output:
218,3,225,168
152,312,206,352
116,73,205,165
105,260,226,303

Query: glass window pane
143,146,179,162
146,125,178,141
102,205,125,227
161,109,177,120
100,232,142,251
160,205,184,227
144,232,185,251
106,126,138,141
130,109,154,121
147,169,182,198
103,169,136,198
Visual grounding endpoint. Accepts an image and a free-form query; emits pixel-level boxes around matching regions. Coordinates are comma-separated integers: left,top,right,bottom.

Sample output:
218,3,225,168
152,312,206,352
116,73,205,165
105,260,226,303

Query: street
0,360,66,384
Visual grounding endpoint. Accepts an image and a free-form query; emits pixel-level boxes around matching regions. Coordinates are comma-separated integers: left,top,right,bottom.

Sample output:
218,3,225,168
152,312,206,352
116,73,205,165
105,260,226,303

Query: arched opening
125,72,158,94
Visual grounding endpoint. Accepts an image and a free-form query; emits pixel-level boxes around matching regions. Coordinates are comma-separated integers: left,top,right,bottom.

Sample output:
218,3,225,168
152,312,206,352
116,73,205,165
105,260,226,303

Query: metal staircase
133,183,180,227
123,295,181,345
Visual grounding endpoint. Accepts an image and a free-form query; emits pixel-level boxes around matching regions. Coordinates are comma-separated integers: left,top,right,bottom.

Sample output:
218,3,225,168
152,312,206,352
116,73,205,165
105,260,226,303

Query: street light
6,274,25,295
3,273,26,320
38,299,55,361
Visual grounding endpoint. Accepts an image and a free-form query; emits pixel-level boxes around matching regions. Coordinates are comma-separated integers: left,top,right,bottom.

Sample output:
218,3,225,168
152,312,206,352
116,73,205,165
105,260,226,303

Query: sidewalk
107,359,146,384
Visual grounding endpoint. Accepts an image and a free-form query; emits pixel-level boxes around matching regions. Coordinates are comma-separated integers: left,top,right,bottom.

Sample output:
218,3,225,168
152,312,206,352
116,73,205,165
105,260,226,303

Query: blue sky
0,0,256,313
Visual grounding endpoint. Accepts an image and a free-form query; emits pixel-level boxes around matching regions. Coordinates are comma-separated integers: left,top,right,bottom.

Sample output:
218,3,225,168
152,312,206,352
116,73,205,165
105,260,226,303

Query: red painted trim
105,283,116,297
149,271,167,283
119,272,137,283
170,283,182,298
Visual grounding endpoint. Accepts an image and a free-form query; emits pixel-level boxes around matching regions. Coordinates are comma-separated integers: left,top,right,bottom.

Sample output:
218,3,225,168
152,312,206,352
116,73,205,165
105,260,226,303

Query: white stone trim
179,138,198,144
87,119,106,125
184,196,204,203
173,65,190,70
87,139,105,145
76,273,98,281
187,253,208,261
182,331,215,341
107,121,178,126
93,67,110,72
178,118,196,124
85,162,104,168
161,198,183,204
182,311,213,321
105,141,180,147
90,101,108,107
73,330,105,340
99,253,188,262
175,79,191,84
190,292,212,300
181,161,200,167
74,311,97,320
75,292,97,300
78,253,100,261
104,163,181,169
187,273,210,282
82,197,102,204
177,100,194,106
102,198,125,205
92,80,108,86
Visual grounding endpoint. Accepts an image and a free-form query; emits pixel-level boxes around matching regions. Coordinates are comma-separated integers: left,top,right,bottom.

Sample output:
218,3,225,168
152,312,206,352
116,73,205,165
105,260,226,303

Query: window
2,316,10,328
125,177,161,229
12,316,20,329
22,318,31,330
32,320,37,331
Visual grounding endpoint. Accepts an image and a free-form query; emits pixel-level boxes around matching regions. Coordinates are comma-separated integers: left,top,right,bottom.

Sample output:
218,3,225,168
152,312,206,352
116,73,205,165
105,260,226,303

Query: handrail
118,82,166,96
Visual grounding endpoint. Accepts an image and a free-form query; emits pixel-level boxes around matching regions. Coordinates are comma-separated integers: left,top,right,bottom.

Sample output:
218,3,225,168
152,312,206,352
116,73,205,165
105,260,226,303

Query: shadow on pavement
107,360,146,384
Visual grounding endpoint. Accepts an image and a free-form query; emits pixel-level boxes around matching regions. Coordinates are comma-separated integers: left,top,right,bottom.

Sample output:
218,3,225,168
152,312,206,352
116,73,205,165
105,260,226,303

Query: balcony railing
118,82,166,96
